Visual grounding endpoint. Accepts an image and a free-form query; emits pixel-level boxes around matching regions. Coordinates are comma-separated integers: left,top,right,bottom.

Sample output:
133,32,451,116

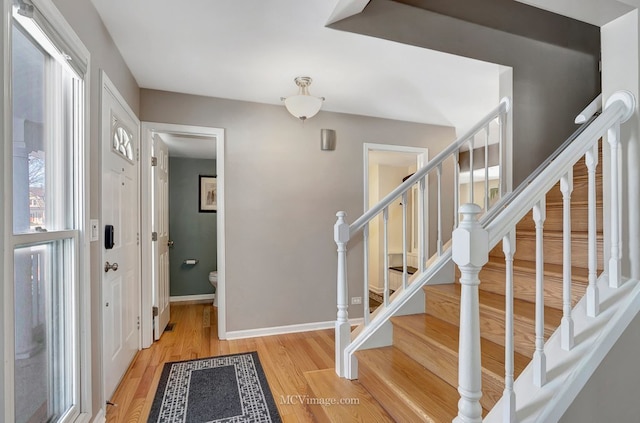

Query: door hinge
151,156,158,166
152,231,158,241
152,306,159,317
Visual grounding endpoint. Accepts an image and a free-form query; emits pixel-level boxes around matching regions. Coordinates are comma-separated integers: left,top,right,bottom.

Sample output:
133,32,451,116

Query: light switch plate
90,219,99,242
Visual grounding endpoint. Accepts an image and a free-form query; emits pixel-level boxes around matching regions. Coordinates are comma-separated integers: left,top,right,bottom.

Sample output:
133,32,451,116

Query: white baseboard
170,294,214,303
224,317,365,340
92,408,106,423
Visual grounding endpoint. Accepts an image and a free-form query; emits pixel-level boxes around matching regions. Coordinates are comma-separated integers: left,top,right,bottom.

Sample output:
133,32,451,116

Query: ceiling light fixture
281,76,324,121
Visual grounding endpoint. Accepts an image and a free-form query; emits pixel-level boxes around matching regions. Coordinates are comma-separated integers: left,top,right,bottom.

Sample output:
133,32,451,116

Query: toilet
208,271,218,306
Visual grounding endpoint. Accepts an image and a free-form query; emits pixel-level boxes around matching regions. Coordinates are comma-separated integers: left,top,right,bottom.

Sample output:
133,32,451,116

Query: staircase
316,92,639,422
304,154,600,422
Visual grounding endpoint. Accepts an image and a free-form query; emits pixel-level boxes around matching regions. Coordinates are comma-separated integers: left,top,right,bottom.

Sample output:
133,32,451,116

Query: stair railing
335,98,511,378
452,90,635,423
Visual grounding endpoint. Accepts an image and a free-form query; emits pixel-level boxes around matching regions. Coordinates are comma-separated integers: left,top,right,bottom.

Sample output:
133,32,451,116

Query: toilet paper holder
183,259,199,265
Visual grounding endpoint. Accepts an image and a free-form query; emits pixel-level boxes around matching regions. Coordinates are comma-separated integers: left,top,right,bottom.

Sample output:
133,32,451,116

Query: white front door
101,74,141,400
153,134,170,340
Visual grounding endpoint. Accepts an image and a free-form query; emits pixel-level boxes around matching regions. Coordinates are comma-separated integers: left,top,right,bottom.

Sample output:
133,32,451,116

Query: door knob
104,261,119,272
168,240,175,247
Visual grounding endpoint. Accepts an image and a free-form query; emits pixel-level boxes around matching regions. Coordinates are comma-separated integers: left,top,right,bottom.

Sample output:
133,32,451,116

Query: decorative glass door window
9,5,86,422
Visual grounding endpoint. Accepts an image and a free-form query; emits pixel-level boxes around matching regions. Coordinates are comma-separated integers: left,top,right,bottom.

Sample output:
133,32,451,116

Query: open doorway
364,144,428,308
140,123,226,348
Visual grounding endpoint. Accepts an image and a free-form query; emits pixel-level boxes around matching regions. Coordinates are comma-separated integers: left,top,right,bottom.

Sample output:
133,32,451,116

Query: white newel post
335,211,350,377
603,90,635,287
452,204,489,423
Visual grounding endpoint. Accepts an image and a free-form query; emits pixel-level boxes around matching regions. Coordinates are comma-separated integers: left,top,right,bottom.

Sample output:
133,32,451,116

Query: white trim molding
1,1,12,419
3,1,92,420
91,408,106,423
140,122,225,345
170,294,215,303
226,318,365,340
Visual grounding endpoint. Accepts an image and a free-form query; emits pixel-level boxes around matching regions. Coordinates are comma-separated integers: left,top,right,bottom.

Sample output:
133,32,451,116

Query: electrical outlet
351,297,362,305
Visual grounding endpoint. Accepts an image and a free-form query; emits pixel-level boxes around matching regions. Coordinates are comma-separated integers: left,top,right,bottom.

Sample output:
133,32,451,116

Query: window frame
2,0,91,421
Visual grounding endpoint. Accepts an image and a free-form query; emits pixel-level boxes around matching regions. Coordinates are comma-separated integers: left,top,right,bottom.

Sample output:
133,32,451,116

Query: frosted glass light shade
284,95,323,121
281,76,324,121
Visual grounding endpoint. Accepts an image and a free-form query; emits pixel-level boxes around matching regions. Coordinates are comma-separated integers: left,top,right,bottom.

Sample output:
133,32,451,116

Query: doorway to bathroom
140,123,226,348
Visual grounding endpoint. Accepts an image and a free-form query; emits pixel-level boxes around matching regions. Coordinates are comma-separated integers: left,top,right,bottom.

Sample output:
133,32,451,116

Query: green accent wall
169,157,217,296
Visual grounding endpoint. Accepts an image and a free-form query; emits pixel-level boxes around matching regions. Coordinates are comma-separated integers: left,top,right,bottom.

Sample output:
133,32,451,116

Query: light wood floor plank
106,304,335,423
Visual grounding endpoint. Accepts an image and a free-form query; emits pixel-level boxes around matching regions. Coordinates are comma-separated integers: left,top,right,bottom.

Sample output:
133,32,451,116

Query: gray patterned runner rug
148,352,282,422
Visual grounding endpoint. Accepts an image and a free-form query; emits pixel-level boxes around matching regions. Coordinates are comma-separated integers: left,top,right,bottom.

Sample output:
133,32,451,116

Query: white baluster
383,207,390,306
485,125,490,212
334,211,350,377
533,199,547,386
585,144,599,316
437,164,443,256
469,139,475,205
608,123,621,288
363,222,370,326
419,177,427,272
452,204,488,423
502,230,516,422
402,192,408,289
455,151,460,228
560,170,574,351
499,111,506,198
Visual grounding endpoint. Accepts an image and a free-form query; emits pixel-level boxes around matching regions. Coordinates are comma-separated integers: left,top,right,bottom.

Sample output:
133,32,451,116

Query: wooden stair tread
507,229,603,241
304,369,395,422
356,346,465,422
484,258,590,284
425,283,562,328
542,200,603,208
391,314,529,379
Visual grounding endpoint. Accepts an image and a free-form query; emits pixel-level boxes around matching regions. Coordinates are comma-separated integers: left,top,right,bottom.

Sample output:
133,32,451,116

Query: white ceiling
514,0,635,26
157,133,216,159
90,0,639,161
89,0,504,144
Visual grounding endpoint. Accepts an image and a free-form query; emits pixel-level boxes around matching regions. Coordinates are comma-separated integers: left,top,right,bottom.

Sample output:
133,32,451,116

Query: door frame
363,143,429,288
140,122,226,347
363,142,429,223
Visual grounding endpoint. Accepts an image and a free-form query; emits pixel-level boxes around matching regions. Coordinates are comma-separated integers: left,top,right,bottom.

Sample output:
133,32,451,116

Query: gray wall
560,313,640,422
331,0,601,186
169,158,217,297
140,89,457,332
51,0,140,416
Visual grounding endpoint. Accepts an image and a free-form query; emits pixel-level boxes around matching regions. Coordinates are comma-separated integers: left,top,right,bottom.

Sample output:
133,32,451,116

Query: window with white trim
8,1,88,422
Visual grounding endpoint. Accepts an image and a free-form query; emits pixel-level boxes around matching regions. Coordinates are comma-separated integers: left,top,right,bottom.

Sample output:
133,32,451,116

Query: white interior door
101,75,141,400
153,134,170,340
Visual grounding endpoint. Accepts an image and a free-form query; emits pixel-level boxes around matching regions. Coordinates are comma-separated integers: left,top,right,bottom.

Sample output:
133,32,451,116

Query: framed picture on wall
199,175,217,213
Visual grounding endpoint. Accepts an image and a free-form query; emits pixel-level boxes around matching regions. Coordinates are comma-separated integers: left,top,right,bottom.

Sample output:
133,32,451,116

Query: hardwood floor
105,303,336,422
